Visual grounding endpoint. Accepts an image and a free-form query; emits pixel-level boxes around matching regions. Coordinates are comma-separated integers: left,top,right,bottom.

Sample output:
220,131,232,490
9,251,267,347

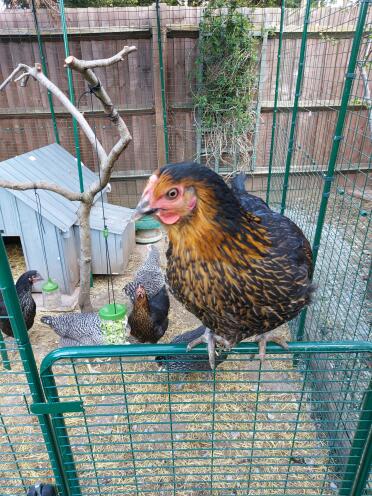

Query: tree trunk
78,200,94,312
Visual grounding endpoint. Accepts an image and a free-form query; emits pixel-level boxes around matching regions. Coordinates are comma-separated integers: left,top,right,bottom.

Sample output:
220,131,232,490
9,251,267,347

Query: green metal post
351,425,372,496
155,0,169,163
31,0,60,144
296,0,369,341
0,236,71,496
266,0,285,205
280,0,311,214
309,0,368,268
41,368,82,496
0,323,10,370
59,0,84,193
339,379,372,496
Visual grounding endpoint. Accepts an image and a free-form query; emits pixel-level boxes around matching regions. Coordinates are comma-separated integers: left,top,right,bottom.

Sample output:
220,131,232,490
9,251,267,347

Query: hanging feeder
99,303,128,345
135,215,162,244
42,277,62,310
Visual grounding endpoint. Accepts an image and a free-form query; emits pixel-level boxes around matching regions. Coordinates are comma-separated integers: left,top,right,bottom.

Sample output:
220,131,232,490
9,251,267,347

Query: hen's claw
251,330,289,362
186,328,231,369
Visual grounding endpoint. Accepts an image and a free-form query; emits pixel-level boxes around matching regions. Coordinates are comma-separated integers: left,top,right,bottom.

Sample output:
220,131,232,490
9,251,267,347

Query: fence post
58,0,84,193
339,379,372,496
153,1,169,166
295,0,369,341
266,1,285,205
0,236,71,496
280,0,311,214
31,0,60,145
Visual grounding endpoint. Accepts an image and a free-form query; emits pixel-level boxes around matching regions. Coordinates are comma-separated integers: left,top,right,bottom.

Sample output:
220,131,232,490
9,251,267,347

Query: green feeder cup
135,215,162,244
42,277,62,310
99,303,129,344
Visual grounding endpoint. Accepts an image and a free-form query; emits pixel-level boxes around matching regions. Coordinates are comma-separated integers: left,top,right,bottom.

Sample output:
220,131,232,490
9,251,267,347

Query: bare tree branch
65,47,135,199
0,47,136,312
65,46,137,71
1,63,108,164
0,64,28,91
0,179,83,202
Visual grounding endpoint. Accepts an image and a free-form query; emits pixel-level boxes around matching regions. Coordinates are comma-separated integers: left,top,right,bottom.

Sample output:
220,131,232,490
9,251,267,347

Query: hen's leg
186,328,231,369
252,330,289,362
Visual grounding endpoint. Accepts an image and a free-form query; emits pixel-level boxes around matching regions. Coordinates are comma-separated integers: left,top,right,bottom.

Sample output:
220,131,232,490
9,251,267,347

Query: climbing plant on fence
193,0,259,171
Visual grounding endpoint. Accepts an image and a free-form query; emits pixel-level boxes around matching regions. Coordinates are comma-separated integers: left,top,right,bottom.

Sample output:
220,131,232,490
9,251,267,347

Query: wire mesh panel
40,342,371,496
0,235,70,496
0,3,158,208
0,341,55,494
266,1,371,343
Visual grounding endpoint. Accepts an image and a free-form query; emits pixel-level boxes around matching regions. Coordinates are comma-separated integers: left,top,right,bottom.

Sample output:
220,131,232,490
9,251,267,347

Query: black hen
27,484,56,496
124,245,170,343
156,325,228,373
0,270,42,337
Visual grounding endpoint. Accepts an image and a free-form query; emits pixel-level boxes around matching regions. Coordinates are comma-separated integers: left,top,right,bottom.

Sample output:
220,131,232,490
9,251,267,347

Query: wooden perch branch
65,46,135,198
65,46,137,71
0,180,82,202
0,46,136,312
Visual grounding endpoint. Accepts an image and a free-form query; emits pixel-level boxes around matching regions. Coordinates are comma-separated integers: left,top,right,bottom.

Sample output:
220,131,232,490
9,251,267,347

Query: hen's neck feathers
166,180,270,261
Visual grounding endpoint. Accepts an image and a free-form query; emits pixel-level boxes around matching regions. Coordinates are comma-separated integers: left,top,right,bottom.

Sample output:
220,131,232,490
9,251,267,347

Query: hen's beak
32,272,43,283
133,195,158,221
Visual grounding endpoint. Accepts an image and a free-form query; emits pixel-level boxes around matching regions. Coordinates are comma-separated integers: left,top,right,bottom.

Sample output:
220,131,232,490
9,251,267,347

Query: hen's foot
186,328,231,369
251,330,289,362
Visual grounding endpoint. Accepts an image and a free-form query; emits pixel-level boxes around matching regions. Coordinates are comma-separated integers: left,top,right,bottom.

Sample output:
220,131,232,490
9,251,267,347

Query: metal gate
39,342,372,496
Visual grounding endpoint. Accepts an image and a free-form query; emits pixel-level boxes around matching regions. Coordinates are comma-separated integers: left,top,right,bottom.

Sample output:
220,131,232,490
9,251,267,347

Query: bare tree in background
0,46,136,311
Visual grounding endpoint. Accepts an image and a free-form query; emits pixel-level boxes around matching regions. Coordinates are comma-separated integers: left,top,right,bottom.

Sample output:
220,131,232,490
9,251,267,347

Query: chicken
40,313,103,347
27,484,56,496
0,270,42,337
134,163,314,368
123,245,170,343
156,325,228,373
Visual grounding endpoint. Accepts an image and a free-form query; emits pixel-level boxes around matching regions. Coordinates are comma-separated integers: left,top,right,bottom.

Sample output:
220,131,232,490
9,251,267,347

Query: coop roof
0,144,104,232
89,202,134,235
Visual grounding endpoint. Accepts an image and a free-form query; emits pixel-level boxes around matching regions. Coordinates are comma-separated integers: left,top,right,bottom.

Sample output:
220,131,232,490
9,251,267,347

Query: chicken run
0,1,371,496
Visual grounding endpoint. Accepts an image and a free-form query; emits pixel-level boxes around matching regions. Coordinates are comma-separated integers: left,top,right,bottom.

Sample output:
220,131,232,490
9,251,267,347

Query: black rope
78,85,117,310
34,189,50,278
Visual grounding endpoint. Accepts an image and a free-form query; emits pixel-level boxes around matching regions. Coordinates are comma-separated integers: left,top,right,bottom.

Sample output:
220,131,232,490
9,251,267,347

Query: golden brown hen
135,163,314,368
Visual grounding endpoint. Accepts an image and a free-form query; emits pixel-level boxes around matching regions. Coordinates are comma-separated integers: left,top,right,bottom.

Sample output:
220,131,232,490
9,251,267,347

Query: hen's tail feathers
40,316,53,326
123,282,136,302
231,172,248,194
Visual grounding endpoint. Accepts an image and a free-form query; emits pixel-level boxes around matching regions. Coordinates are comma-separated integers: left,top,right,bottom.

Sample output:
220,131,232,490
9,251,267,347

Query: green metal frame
58,0,84,193
31,0,60,144
0,236,72,496
295,0,369,342
39,340,372,495
280,0,311,214
266,0,285,205
339,379,372,496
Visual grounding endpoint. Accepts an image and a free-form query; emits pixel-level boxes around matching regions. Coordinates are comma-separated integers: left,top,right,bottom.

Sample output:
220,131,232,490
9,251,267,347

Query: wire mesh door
40,342,371,496
266,0,371,345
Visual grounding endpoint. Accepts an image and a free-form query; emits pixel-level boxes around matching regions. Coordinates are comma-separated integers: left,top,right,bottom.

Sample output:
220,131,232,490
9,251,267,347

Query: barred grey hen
124,245,165,301
156,326,228,373
124,245,170,343
41,313,103,347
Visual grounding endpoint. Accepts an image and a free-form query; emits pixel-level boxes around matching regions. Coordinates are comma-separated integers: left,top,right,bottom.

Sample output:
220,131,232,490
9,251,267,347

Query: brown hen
135,163,314,367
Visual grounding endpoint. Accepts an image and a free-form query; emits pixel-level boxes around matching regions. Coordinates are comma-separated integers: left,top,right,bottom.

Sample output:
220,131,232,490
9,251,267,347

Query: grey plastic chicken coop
0,144,135,294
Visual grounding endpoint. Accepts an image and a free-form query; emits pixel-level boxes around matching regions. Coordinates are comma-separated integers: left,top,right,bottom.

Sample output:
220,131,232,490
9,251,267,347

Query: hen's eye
167,188,179,199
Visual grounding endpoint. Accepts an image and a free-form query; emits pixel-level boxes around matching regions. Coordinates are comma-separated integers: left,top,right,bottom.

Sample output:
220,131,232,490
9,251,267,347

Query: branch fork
0,45,137,311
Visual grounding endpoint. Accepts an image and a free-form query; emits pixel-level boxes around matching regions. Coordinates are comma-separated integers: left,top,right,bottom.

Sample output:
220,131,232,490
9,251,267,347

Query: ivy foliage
193,0,259,167
195,0,258,134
